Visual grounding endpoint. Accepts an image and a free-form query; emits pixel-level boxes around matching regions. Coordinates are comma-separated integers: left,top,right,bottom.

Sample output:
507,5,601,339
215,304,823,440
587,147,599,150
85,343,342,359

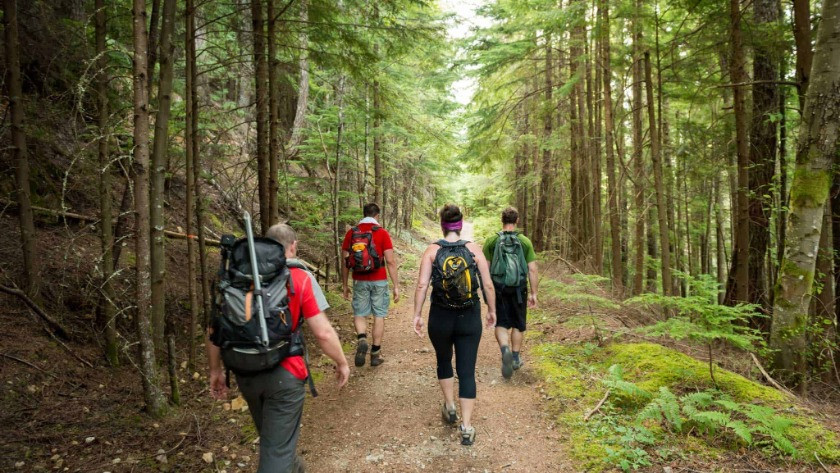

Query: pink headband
441,220,463,232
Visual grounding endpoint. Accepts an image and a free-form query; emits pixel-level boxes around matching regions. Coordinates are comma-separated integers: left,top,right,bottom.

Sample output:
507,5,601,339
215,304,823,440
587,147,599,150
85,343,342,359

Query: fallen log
0,284,70,339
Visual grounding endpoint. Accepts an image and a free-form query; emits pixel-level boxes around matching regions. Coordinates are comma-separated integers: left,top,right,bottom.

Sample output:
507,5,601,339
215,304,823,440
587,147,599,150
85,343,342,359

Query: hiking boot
441,403,457,425
459,425,476,446
370,350,384,367
501,346,514,379
355,338,369,367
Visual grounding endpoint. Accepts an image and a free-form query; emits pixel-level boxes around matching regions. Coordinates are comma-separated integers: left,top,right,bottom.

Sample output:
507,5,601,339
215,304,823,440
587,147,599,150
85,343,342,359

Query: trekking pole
243,212,270,347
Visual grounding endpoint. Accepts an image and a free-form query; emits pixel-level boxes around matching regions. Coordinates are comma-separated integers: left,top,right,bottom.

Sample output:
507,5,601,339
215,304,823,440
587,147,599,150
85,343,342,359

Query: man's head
363,203,381,219
501,207,519,227
265,223,298,258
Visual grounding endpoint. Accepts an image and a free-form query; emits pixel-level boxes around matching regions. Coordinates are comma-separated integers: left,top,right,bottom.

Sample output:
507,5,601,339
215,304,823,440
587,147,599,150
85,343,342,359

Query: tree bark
602,0,622,293
771,0,840,385
149,0,176,357
251,0,270,232
132,0,167,417
534,34,553,253
285,0,309,164
631,0,646,294
185,0,200,372
747,0,780,313
793,0,813,107
644,51,672,296
729,0,751,303
95,0,118,366
267,0,280,224
3,0,38,299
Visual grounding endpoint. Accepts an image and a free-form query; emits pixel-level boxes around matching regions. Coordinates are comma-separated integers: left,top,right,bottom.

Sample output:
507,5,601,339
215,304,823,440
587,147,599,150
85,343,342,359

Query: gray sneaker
355,338,368,367
459,425,476,446
501,346,513,379
441,403,457,425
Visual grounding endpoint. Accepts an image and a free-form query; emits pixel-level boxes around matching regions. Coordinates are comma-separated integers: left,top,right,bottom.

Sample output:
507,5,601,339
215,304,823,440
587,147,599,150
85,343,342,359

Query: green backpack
490,231,529,292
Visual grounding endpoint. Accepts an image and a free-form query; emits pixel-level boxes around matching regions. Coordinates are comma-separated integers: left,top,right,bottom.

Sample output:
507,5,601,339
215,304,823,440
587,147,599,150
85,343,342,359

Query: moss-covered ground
533,341,840,471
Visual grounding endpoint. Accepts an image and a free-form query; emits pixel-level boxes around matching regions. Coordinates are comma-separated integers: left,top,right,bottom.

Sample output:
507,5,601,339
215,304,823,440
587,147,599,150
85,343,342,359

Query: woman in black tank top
412,204,496,446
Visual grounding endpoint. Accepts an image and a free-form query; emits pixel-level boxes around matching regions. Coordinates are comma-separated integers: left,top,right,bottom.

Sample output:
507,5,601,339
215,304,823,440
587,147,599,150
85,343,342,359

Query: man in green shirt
483,207,539,379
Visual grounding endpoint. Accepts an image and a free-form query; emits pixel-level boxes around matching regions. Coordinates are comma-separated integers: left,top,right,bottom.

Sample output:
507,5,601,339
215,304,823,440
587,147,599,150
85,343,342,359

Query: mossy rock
533,341,840,469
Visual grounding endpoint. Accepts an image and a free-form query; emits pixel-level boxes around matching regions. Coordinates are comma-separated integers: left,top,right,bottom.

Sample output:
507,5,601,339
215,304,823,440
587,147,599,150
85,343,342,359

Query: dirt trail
299,222,570,472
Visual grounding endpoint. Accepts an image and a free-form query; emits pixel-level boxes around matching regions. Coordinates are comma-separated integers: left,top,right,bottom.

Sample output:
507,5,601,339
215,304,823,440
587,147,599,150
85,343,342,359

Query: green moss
790,167,830,209
533,341,840,470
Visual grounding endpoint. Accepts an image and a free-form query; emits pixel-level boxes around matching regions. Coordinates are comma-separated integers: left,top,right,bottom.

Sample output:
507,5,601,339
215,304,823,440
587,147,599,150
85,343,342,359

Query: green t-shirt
483,231,537,263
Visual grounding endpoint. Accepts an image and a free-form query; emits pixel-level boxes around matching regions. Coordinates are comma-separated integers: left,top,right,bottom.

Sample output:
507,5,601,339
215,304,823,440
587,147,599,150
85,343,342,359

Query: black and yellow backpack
430,240,480,309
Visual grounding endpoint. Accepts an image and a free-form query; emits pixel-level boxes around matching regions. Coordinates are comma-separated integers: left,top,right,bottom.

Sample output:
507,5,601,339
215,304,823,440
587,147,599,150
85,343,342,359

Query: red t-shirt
281,268,322,380
342,223,393,281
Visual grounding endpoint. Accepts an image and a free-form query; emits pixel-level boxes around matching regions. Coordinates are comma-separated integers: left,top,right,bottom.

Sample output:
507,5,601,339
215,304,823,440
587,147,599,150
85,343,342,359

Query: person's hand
209,369,228,400
486,310,497,329
413,314,424,337
334,362,350,390
528,293,538,309
342,285,350,301
392,285,401,303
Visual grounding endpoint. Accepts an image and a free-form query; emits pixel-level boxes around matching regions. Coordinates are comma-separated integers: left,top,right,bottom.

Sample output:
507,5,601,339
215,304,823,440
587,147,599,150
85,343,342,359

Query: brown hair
501,207,519,225
439,204,463,236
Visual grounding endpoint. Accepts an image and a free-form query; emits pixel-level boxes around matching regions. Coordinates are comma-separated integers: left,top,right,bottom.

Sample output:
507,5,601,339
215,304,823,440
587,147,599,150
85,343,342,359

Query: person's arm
528,261,539,308
469,242,496,328
384,248,400,303
413,246,434,336
305,313,350,389
206,329,228,400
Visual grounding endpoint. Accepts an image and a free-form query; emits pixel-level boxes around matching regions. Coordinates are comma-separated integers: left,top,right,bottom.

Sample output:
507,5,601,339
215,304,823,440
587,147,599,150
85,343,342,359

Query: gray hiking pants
236,366,306,473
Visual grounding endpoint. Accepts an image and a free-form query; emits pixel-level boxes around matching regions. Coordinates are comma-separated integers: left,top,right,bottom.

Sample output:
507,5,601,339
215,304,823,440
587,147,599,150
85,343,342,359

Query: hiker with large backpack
482,207,539,380
207,215,349,473
412,204,496,446
340,203,400,367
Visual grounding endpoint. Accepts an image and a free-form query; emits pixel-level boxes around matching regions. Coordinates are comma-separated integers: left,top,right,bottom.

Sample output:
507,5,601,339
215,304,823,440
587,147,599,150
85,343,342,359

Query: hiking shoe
513,357,523,371
441,403,457,425
501,346,513,379
459,425,476,446
370,350,384,367
355,338,369,367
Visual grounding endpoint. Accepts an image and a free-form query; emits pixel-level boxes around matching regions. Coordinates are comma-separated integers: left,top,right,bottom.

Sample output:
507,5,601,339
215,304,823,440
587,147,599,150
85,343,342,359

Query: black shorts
495,286,527,332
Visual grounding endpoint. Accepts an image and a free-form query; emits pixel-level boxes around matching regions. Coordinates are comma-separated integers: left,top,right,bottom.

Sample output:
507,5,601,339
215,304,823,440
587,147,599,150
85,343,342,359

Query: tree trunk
333,76,346,277
185,0,199,372
833,149,840,333
812,204,835,322
631,0,646,294
3,0,38,299
771,0,840,385
149,0,176,357
95,0,118,366
715,179,727,304
534,35,553,253
132,0,166,417
285,0,309,161
251,0,270,232
602,0,623,293
729,0,751,303
793,0,813,108
747,0,780,313
146,0,162,92
267,0,280,224
644,52,672,296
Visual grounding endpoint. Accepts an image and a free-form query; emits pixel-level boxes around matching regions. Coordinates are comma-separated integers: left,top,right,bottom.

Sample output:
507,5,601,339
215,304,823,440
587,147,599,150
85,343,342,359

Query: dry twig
584,389,611,421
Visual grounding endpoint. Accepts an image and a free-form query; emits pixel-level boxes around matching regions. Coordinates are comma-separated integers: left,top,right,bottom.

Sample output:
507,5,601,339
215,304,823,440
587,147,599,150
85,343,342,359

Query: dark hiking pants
236,366,306,473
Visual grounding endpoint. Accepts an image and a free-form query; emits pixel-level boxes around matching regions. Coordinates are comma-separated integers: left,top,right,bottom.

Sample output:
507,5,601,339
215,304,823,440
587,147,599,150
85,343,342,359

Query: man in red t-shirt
341,203,400,367
208,224,349,473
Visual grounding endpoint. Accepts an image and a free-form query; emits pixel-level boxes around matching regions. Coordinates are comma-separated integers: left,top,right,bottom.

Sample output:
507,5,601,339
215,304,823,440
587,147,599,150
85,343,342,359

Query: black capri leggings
427,303,482,399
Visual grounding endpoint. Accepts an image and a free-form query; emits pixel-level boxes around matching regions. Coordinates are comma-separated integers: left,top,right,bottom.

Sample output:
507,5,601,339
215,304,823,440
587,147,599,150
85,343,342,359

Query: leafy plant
627,273,765,386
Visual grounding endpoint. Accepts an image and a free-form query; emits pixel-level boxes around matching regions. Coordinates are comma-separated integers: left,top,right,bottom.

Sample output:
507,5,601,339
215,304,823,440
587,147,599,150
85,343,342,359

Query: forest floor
2,216,840,472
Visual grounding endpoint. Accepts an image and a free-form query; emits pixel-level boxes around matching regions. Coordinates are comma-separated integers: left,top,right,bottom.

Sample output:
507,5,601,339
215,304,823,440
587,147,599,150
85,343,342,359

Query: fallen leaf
202,452,213,464
230,396,247,411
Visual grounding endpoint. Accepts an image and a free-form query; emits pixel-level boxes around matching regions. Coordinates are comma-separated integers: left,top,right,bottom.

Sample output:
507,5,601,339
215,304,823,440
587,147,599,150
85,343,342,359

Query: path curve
299,223,570,472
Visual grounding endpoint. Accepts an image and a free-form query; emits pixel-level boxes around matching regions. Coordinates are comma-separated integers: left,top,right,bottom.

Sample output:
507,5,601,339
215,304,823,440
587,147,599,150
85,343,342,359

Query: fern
605,364,653,401
726,420,753,444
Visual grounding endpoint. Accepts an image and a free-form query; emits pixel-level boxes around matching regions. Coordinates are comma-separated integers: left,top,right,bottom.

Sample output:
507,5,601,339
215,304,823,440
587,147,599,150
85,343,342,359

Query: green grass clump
533,341,840,470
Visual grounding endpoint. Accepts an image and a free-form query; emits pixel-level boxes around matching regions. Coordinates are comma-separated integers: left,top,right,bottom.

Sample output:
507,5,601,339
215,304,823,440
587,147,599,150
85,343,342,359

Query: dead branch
0,284,70,339
749,353,796,399
0,352,58,378
584,389,611,421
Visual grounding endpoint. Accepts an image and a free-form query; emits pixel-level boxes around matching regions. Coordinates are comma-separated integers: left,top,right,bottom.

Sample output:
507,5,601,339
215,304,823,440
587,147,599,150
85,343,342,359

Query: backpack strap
436,239,467,247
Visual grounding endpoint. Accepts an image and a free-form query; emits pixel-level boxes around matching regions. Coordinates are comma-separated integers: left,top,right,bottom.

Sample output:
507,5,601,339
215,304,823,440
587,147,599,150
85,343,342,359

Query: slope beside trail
299,222,570,472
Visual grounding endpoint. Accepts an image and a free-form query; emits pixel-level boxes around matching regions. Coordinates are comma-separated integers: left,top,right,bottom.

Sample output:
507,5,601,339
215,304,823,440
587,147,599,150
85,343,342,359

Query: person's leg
510,329,524,352
428,306,456,411
352,281,372,366
495,326,510,348
236,373,265,433
256,367,306,473
369,281,390,365
495,292,514,379
511,290,528,368
454,306,482,428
